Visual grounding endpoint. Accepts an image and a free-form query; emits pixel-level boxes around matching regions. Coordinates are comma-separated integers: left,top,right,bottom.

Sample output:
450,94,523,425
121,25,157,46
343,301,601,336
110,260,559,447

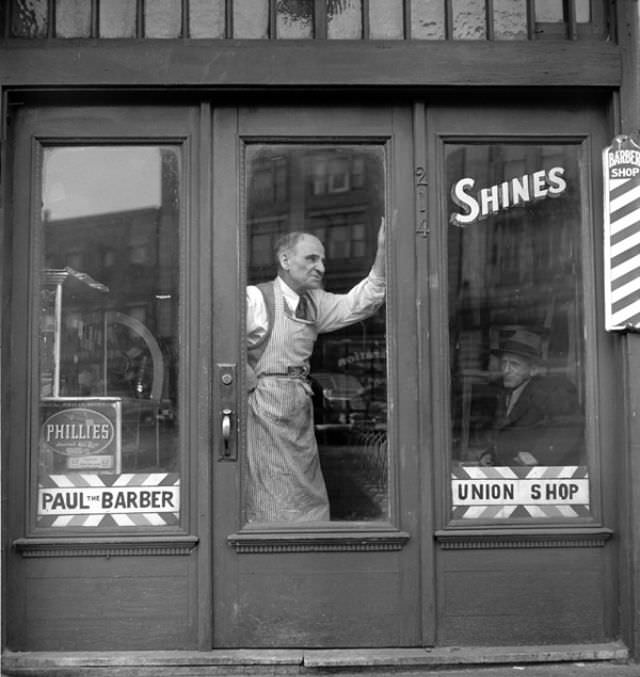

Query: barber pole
603,135,640,330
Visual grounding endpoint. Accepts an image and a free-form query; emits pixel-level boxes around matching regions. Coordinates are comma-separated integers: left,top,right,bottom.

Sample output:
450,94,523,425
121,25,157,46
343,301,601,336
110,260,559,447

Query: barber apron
245,286,330,522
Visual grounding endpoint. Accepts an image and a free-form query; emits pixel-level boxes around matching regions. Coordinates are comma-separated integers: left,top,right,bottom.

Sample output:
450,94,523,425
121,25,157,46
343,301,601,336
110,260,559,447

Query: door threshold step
1,642,630,676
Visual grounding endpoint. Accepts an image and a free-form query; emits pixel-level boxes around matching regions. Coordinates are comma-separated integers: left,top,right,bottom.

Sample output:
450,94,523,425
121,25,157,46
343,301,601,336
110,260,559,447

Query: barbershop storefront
2,0,640,673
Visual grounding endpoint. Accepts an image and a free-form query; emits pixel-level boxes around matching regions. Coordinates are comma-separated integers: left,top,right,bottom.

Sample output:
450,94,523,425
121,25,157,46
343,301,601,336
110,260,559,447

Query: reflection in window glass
447,143,589,521
38,146,180,529
244,145,387,523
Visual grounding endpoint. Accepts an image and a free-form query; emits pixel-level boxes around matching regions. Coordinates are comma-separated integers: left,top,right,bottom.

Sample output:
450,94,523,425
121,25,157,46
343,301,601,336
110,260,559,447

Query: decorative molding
13,535,199,558
228,529,410,554
435,528,613,550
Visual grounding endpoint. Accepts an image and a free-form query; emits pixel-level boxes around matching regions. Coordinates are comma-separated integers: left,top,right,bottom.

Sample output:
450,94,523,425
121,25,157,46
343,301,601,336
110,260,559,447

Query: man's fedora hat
493,329,543,362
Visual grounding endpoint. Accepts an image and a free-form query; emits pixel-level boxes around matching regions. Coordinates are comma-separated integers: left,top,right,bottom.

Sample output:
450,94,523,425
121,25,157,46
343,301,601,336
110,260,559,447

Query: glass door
210,105,426,647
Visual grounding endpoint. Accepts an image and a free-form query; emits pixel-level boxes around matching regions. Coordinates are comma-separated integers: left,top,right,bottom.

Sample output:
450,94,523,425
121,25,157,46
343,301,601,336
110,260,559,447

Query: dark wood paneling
437,547,610,645
233,551,415,647
0,40,621,89
12,556,196,650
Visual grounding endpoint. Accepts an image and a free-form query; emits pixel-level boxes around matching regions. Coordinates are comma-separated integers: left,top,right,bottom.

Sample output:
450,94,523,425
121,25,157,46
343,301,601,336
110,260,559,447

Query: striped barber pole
451,465,590,520
37,472,180,528
603,135,640,330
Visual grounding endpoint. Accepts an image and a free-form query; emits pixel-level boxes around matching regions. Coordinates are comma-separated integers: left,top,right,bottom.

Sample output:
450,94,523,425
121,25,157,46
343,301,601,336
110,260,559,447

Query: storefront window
244,144,388,523
37,146,180,529
447,142,590,522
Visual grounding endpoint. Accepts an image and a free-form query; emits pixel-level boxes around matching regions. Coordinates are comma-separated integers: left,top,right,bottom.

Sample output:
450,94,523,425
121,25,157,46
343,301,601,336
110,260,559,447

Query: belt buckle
287,366,307,378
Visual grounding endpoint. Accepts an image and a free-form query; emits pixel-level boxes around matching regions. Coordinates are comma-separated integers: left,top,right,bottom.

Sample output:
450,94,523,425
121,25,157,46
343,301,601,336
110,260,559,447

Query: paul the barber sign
603,135,640,331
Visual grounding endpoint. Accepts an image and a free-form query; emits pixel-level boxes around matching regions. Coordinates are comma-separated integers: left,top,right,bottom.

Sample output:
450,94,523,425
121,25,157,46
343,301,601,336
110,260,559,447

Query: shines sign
449,166,567,227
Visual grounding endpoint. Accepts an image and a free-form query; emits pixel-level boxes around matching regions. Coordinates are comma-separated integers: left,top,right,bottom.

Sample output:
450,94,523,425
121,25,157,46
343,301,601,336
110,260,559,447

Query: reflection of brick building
247,146,384,290
246,145,387,378
42,148,179,404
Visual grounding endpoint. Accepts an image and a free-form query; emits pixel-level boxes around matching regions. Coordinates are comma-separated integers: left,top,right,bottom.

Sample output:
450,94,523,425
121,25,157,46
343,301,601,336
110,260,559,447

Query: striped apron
245,286,330,523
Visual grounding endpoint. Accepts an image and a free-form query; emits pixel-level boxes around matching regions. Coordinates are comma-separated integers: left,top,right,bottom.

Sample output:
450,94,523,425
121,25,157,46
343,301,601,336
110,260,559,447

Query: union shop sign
451,465,591,520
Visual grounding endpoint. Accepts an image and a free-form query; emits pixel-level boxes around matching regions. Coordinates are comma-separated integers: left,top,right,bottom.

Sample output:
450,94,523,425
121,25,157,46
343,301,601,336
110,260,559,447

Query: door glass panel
244,144,388,523
37,146,181,529
447,142,590,522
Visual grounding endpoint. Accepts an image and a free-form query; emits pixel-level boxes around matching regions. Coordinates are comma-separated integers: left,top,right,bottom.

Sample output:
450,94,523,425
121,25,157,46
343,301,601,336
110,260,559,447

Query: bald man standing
245,223,385,523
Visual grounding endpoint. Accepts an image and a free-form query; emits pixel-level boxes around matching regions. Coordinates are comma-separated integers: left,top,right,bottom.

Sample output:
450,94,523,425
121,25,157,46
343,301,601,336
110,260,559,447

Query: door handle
217,364,237,461
221,408,233,457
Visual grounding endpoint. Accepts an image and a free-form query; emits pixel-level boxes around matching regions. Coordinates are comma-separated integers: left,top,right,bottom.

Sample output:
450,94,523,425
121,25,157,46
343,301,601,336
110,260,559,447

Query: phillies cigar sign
450,166,567,227
40,398,122,473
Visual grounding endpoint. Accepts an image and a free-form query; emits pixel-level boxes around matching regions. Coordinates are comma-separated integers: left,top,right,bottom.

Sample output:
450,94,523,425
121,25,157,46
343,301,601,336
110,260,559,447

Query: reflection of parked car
310,372,367,426
360,382,387,425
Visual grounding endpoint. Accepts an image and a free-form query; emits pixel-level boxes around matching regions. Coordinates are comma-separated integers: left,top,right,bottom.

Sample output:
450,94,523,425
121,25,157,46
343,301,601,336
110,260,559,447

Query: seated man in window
480,329,584,467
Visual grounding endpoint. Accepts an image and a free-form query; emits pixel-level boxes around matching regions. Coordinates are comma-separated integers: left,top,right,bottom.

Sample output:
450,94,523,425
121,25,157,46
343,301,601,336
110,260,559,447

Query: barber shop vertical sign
603,135,640,331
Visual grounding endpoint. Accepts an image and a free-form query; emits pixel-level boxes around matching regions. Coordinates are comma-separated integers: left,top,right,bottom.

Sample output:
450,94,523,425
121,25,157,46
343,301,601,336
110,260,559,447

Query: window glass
55,0,92,38
11,0,49,37
447,142,590,522
99,0,137,38
37,146,180,529
233,0,269,38
411,0,445,39
493,0,528,39
145,0,182,38
369,0,404,39
276,0,313,39
244,145,388,524
189,0,226,38
327,0,362,39
452,0,486,39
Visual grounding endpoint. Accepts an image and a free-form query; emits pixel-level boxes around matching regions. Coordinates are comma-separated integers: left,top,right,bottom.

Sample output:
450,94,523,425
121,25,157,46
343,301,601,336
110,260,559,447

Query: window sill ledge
228,528,410,553
435,527,613,549
13,535,199,557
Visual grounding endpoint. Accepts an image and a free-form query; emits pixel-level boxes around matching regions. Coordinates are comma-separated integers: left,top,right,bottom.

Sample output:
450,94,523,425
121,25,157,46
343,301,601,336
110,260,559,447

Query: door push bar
217,363,237,461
